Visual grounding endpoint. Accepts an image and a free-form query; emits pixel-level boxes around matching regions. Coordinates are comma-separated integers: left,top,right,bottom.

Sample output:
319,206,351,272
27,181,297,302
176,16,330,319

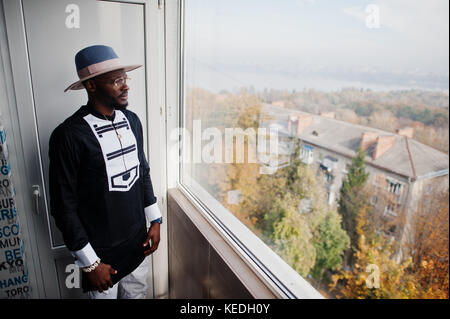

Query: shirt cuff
71,243,99,268
145,202,162,223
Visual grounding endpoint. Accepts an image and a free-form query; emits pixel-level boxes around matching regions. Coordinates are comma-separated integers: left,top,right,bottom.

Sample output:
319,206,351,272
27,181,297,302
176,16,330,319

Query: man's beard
112,101,128,111
112,91,129,110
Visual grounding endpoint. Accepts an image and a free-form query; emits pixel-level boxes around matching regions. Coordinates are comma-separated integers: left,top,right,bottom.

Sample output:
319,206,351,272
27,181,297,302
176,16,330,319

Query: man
49,45,162,299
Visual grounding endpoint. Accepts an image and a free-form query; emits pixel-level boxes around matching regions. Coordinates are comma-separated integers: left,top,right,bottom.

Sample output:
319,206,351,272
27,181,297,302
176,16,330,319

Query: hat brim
64,64,142,92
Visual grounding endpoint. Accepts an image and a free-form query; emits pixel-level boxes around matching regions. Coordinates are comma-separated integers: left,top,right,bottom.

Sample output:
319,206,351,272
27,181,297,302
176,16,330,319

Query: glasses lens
114,76,130,87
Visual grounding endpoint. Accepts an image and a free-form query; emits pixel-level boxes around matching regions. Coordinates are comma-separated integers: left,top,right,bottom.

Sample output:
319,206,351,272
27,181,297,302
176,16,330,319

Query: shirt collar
86,101,116,121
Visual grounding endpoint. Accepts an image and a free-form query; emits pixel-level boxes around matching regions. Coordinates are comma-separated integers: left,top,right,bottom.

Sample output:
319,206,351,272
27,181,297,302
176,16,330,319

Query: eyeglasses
112,76,131,87
93,75,131,87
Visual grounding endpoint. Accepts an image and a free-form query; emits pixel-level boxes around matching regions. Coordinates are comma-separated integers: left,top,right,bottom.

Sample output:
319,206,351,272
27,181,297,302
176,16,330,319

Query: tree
263,140,349,280
190,88,351,292
311,209,350,281
338,150,369,253
331,198,448,299
369,110,399,132
336,109,360,124
404,189,449,298
268,194,316,277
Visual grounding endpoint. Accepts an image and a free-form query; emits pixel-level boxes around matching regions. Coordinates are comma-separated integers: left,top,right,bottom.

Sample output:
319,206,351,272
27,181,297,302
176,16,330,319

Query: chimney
396,127,414,138
297,114,313,135
320,111,335,119
360,132,378,152
373,135,396,160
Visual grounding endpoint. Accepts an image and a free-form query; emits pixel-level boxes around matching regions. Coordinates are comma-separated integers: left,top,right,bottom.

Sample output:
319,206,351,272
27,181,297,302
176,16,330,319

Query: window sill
167,186,324,299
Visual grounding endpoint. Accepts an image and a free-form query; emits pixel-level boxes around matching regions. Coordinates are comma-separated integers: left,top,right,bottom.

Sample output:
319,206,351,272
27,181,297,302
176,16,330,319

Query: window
178,0,449,300
385,177,404,203
386,178,403,196
299,144,314,164
321,156,339,171
383,204,398,219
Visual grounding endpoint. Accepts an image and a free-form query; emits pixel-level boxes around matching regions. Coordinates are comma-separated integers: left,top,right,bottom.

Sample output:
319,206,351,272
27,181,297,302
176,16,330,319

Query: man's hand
143,222,160,256
86,263,117,292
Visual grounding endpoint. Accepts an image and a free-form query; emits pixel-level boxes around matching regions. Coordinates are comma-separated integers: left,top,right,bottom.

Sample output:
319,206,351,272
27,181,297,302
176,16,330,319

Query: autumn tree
331,194,448,299
369,110,399,133
404,189,449,298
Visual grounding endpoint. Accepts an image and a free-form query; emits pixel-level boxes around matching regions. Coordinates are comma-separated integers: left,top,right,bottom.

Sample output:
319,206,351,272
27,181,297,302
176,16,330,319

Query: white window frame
300,144,314,165
164,0,323,299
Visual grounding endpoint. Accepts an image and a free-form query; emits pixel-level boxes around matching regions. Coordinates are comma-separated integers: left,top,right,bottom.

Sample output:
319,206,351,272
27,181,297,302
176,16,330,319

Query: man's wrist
145,203,162,223
151,217,163,225
82,258,101,273
71,242,100,268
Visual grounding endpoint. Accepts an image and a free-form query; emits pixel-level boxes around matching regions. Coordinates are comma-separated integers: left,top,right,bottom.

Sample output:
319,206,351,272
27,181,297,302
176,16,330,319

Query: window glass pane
182,0,449,299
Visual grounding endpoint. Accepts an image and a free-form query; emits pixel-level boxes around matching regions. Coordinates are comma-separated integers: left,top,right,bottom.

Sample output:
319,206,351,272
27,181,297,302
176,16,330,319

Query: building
259,103,449,255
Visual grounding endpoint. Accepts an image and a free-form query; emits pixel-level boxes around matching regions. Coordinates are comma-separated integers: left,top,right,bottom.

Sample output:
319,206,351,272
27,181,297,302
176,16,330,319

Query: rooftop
260,104,449,180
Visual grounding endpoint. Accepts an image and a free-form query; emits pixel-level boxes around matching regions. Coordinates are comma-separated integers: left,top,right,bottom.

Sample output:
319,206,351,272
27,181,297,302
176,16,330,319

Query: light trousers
87,256,150,299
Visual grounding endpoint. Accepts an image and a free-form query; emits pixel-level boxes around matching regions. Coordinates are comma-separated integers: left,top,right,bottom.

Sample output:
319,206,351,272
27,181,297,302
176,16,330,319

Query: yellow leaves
330,194,447,299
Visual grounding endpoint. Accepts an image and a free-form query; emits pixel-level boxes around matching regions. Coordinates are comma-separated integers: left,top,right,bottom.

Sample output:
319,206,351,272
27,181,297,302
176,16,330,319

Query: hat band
77,58,122,79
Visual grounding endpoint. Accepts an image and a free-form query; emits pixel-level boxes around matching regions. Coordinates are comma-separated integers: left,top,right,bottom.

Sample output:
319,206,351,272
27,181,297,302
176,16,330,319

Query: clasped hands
87,223,160,292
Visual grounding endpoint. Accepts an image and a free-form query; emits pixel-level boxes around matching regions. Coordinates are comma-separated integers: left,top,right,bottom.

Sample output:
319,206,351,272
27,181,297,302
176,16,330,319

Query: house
258,104,449,257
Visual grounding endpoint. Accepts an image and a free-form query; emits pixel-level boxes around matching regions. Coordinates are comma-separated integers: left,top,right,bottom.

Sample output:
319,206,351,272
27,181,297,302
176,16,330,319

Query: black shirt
49,103,157,289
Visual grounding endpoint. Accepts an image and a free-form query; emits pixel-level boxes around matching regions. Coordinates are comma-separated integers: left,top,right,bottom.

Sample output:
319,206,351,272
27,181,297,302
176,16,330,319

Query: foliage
338,150,369,251
310,209,350,280
331,200,448,299
187,87,449,298
249,138,349,278
269,194,316,276
257,87,449,153
405,189,449,298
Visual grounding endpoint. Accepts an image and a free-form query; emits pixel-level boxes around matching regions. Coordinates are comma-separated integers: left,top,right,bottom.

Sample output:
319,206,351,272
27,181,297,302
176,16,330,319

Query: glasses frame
112,75,131,87
94,75,131,87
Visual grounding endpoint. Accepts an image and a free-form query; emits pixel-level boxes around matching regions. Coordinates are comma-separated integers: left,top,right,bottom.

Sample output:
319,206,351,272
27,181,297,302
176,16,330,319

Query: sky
185,0,449,92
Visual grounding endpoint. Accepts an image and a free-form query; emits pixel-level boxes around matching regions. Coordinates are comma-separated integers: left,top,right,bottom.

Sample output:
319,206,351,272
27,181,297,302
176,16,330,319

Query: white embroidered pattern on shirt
83,110,140,192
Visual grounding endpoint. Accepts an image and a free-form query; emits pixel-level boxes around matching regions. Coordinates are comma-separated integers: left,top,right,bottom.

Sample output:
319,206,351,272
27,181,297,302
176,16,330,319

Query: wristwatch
151,217,163,224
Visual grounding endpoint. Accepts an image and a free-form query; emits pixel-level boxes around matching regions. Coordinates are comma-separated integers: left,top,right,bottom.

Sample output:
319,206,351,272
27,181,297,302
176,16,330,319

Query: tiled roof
260,104,449,179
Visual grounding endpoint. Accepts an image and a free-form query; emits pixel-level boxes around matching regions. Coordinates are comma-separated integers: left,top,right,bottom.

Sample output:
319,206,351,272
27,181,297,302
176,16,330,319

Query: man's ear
84,79,96,93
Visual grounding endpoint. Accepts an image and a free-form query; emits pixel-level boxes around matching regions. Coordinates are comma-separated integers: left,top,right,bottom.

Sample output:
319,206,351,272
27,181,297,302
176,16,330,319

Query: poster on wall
0,119,31,299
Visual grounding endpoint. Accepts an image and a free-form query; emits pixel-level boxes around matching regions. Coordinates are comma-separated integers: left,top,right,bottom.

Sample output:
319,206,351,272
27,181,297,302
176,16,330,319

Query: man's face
91,69,130,109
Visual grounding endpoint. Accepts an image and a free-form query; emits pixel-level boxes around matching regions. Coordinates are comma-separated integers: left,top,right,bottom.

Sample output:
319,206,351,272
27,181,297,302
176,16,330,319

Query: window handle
32,185,40,215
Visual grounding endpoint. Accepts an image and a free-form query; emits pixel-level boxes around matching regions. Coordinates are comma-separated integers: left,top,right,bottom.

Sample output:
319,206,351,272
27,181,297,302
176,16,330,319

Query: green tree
338,149,369,253
311,209,350,281
263,140,350,280
268,194,316,276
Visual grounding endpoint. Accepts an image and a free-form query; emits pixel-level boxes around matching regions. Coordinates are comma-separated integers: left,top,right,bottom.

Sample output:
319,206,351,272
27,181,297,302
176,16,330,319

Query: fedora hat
64,45,142,92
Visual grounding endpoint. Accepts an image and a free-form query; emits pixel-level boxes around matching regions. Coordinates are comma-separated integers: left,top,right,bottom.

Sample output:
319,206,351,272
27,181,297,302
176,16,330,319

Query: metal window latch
32,185,40,215
158,0,164,9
